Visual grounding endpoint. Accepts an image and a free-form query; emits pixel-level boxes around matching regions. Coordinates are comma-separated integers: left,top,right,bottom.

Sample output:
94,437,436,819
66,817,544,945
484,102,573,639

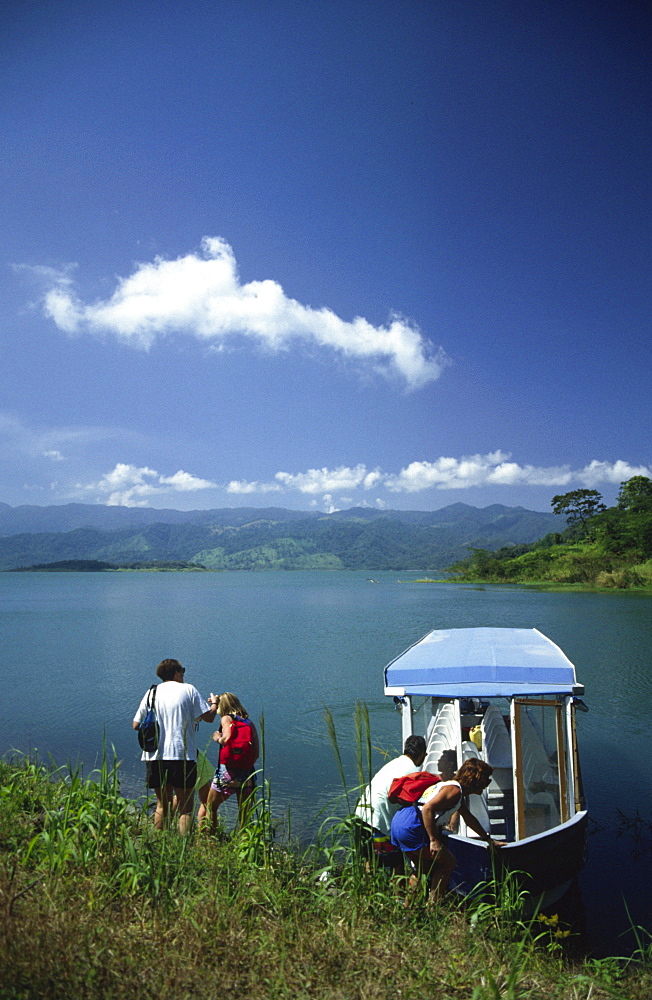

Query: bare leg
174,785,195,836
153,786,174,830
197,781,211,826
206,785,228,831
405,844,456,905
426,845,456,904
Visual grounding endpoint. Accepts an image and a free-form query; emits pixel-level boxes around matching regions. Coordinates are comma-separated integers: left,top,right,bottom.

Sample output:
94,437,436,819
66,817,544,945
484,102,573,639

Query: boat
383,627,588,904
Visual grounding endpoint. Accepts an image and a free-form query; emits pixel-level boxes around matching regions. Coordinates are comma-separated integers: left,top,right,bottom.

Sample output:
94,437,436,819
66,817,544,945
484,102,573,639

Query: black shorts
146,759,198,790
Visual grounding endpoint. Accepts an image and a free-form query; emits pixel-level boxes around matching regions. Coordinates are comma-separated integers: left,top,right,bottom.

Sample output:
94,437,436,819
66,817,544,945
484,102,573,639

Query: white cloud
226,479,282,495
384,453,577,492
36,237,446,389
87,463,217,506
226,455,651,499
576,459,651,487
274,464,382,495
159,470,216,491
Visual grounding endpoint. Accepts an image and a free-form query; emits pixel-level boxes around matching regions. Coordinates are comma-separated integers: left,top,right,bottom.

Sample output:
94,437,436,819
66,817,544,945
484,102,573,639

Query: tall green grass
0,734,650,999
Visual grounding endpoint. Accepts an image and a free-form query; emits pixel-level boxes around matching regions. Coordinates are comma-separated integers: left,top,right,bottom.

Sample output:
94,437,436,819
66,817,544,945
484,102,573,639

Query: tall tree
551,489,606,531
616,476,652,513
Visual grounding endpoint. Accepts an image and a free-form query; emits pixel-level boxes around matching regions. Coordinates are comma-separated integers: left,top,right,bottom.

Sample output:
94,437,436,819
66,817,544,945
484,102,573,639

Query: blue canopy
384,627,583,698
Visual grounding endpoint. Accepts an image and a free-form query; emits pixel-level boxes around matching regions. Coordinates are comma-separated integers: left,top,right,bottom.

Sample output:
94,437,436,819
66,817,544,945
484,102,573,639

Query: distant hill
0,502,563,571
0,502,310,536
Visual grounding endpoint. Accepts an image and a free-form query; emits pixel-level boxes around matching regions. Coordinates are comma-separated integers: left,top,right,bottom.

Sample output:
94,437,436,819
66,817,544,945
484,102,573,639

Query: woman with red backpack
205,692,259,830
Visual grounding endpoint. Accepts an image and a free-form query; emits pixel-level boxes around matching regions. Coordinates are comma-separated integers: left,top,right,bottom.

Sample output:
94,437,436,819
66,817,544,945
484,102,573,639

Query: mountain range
0,502,562,571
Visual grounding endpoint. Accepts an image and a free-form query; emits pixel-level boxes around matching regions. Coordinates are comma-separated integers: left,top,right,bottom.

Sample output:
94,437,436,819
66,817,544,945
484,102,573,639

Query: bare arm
421,786,462,858
459,803,505,847
200,692,218,724
213,714,233,745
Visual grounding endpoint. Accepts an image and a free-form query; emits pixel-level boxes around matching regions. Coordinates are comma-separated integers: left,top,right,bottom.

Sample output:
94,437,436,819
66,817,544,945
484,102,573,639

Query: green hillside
0,502,562,571
447,478,652,589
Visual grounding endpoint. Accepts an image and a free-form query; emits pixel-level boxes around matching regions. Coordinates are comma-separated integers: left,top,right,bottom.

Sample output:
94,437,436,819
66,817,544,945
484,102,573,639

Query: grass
448,542,652,591
1,752,651,999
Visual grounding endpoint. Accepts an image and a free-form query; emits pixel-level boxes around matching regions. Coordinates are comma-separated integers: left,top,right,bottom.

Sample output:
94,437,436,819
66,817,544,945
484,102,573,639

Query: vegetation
10,559,207,572
0,503,562,572
447,478,652,590
1,745,651,998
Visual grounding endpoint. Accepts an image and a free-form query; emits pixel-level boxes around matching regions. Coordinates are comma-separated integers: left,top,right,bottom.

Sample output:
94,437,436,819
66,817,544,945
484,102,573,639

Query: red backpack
219,715,256,771
388,771,441,806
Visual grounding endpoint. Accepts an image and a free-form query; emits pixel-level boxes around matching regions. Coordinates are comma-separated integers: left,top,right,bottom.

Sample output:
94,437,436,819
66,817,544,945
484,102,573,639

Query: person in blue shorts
391,758,500,902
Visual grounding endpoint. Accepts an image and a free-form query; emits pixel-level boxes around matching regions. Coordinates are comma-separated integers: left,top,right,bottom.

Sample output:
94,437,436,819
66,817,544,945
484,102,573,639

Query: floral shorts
211,764,256,800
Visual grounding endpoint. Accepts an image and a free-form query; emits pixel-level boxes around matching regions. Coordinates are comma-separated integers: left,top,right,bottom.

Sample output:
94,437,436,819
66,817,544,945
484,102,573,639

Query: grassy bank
1,756,650,1000
447,542,652,591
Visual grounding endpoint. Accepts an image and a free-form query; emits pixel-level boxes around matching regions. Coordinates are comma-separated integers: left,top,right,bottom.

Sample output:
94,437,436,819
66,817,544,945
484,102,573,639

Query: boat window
513,699,568,838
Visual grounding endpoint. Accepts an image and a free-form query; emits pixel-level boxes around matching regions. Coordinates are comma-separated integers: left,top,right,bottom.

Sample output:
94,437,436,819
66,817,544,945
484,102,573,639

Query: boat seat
425,705,458,764
481,704,513,768
462,740,479,760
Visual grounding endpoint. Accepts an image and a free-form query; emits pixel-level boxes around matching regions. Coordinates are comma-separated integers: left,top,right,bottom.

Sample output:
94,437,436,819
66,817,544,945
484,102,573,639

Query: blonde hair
217,692,248,718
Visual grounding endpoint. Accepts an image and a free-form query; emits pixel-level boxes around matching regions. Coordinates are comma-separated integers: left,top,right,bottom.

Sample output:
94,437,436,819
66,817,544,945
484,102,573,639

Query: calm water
2,570,651,954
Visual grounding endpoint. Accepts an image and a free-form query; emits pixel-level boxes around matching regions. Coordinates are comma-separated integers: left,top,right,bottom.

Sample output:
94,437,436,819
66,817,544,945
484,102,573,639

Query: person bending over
390,758,502,903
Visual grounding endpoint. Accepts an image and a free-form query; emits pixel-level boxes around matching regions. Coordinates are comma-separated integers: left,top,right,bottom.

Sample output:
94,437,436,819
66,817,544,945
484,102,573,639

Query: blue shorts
390,804,430,853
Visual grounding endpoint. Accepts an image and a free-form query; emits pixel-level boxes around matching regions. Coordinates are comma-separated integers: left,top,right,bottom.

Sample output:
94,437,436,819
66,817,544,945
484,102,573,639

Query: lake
2,570,651,955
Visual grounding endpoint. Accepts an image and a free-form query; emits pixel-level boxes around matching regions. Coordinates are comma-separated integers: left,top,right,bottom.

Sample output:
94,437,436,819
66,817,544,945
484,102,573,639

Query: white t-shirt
133,681,210,762
355,754,418,836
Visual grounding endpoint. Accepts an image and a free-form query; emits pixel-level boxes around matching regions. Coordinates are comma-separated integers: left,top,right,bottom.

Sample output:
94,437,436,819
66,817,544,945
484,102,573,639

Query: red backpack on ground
388,771,441,806
219,715,256,771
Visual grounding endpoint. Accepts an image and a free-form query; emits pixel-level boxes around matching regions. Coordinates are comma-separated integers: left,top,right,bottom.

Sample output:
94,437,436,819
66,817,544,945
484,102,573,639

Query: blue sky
2,0,650,513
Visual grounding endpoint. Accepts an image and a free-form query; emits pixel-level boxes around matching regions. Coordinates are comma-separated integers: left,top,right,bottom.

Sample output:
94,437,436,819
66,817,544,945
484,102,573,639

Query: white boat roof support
384,627,584,699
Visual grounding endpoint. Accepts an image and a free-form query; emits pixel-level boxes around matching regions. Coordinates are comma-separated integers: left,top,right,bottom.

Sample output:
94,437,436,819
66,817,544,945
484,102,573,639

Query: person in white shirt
133,658,217,834
354,735,426,868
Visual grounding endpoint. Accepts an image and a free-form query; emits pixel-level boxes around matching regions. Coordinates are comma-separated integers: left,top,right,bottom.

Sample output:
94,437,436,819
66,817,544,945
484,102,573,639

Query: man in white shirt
354,735,426,867
133,658,217,834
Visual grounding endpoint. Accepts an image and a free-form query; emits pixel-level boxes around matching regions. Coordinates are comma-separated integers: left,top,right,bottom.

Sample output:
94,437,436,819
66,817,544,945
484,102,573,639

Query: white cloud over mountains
2,413,648,508
86,463,216,506
227,454,651,498
39,237,446,389
43,454,652,507
63,453,650,508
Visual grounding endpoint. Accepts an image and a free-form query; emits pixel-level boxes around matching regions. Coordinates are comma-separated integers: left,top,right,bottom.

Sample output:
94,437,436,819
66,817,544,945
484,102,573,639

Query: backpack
137,685,159,752
388,771,441,806
219,715,256,771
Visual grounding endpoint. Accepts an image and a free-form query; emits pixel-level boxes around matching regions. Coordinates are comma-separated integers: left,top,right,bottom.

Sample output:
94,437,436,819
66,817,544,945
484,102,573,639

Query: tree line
447,476,652,588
